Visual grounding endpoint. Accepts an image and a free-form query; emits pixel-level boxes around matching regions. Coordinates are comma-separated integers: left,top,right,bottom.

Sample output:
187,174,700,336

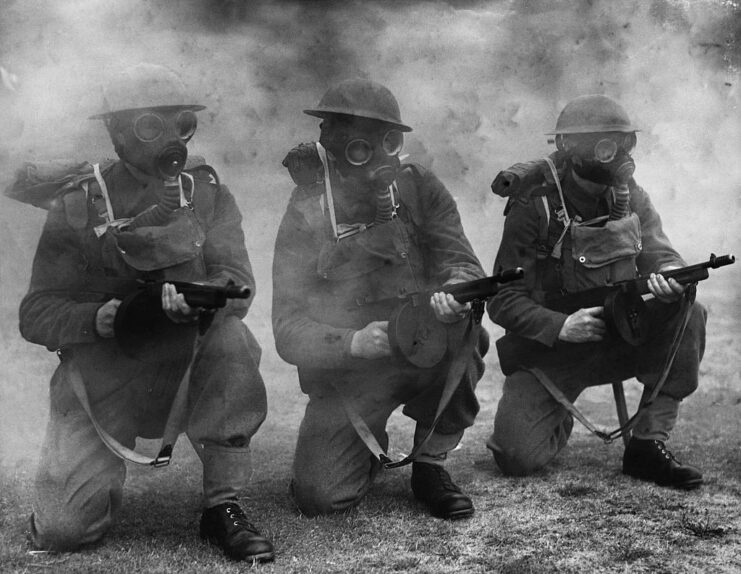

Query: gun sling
526,291,696,444
62,343,197,467
336,317,480,469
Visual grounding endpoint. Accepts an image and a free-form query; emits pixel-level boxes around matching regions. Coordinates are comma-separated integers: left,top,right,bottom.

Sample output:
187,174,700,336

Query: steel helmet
304,79,412,132
89,63,205,119
547,94,638,135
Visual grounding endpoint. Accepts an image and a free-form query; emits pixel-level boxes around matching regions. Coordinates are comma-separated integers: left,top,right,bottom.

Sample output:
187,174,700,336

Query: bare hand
558,306,606,343
162,283,199,324
648,268,685,303
350,321,391,359
95,298,122,338
430,292,470,324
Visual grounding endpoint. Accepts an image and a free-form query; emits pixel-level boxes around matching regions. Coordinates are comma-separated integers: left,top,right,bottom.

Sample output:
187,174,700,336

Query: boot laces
224,505,258,533
654,440,679,463
425,464,460,493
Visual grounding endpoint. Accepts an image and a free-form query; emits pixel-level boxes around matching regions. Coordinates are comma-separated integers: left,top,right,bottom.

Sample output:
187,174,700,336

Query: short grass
1,279,740,573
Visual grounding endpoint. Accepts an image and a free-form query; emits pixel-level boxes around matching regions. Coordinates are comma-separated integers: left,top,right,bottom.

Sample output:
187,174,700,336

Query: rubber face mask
112,108,197,179
321,118,404,192
564,132,636,186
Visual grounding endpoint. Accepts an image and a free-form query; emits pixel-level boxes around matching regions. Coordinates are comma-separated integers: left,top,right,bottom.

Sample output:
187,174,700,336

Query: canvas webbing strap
542,156,572,260
63,344,196,467
525,293,695,444
316,142,339,240
337,318,479,469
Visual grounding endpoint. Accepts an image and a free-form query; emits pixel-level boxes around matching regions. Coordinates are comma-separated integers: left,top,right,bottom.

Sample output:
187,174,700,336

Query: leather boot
411,462,474,520
622,438,703,490
199,502,274,562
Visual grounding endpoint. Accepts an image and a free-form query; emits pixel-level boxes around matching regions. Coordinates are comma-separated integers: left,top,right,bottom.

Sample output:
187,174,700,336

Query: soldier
17,63,274,561
487,94,706,488
272,79,488,519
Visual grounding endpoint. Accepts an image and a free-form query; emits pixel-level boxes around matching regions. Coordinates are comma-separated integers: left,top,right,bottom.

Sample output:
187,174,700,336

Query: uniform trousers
31,314,267,551
488,300,706,476
292,329,487,516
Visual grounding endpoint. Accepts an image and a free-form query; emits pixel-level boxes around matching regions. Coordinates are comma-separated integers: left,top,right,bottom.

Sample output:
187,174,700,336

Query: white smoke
0,0,738,464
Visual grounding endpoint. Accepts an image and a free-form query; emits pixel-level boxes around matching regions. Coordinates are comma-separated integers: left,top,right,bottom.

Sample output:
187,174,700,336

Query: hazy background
0,0,739,468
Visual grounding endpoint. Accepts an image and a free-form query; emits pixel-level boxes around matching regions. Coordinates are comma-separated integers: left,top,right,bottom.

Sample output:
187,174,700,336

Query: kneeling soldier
487,95,706,489
16,64,273,561
273,79,488,519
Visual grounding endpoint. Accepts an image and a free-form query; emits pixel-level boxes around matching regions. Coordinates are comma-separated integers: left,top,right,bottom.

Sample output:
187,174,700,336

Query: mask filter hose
609,184,630,221
608,158,634,221
374,186,395,224
126,180,181,230
127,145,187,230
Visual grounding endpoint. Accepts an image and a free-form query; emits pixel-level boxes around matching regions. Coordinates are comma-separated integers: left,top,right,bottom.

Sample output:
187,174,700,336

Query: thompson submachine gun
544,253,735,345
108,279,251,355
389,266,524,367
496,253,735,375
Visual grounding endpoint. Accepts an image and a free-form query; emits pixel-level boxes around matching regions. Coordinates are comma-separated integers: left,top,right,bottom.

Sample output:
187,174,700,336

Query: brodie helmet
304,78,412,132
547,94,638,135
89,63,205,119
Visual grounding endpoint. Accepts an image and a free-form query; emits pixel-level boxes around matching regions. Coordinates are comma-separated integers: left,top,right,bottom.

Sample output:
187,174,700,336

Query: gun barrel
223,284,251,299
710,253,735,268
545,253,735,314
447,267,524,304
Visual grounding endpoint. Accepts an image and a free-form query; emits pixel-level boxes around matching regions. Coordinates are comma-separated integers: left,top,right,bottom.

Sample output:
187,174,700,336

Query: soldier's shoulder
491,153,568,216
289,181,325,204
183,155,221,187
4,159,116,220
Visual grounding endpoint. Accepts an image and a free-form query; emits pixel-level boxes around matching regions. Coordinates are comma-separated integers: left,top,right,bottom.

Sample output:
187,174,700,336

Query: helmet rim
303,108,413,132
547,94,638,135
304,78,413,133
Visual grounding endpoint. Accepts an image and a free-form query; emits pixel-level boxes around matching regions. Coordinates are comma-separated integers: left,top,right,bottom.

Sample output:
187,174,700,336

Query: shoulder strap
337,319,481,469
315,142,339,240
64,348,195,468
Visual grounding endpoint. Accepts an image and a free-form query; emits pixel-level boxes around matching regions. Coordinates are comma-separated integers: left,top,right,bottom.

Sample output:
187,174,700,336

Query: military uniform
272,163,487,515
20,160,267,549
487,163,706,476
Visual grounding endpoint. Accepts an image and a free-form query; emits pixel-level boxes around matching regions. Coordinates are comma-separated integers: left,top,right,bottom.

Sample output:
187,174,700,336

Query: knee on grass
291,479,363,517
30,512,105,552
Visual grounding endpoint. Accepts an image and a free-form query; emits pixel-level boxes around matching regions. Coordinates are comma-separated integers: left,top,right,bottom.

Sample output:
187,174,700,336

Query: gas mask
109,108,197,180
560,132,637,187
320,118,404,193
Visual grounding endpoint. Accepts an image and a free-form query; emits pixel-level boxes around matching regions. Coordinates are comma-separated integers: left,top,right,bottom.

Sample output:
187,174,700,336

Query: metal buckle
151,445,173,468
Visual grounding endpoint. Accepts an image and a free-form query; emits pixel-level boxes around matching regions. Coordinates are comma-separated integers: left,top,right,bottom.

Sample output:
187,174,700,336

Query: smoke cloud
0,0,739,464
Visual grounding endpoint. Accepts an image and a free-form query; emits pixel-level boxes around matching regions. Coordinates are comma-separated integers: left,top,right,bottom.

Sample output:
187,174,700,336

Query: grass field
1,275,739,574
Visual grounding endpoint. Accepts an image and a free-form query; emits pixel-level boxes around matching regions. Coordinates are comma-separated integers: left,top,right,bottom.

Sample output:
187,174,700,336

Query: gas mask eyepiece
344,129,404,166
133,110,197,143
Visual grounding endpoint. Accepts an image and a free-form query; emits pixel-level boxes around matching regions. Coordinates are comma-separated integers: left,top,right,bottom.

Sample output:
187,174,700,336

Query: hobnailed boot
622,438,703,490
411,462,474,520
200,502,274,562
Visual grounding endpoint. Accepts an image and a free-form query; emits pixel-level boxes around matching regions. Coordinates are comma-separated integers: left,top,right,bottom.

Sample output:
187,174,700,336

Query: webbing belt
338,318,479,469
527,292,695,444
63,344,197,467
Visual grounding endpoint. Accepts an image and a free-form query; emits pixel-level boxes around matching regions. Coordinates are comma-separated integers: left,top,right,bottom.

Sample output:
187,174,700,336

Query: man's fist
558,306,606,343
350,321,391,360
648,268,685,303
162,283,199,324
95,298,122,338
430,291,470,324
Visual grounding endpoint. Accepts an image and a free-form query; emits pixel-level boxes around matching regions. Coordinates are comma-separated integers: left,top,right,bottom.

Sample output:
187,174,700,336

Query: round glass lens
133,113,164,142
382,130,404,156
176,110,197,140
345,139,373,166
594,138,618,163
